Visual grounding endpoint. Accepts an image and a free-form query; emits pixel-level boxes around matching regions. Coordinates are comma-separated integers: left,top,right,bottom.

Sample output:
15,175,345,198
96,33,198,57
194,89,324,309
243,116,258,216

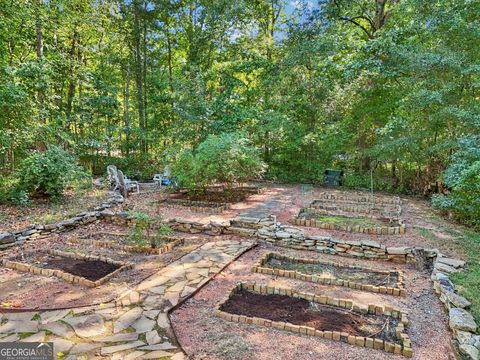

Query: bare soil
265,256,399,287
171,187,258,203
0,188,109,232
221,289,398,342
11,251,120,281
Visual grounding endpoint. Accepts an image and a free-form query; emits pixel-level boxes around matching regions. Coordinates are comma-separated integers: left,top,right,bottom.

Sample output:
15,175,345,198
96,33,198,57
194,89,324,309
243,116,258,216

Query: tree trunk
66,30,78,119
133,0,145,153
35,3,47,151
124,65,131,156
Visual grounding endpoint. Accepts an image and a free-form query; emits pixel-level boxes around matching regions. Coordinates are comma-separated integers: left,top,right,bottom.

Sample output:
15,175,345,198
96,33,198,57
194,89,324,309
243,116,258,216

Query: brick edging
252,252,406,296
215,282,412,357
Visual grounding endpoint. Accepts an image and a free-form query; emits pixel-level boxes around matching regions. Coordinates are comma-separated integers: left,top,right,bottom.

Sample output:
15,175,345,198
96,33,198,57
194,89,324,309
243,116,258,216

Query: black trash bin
324,169,344,186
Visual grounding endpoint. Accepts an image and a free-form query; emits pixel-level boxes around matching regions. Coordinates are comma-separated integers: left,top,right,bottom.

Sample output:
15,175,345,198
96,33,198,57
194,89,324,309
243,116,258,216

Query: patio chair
153,166,173,186
107,165,139,195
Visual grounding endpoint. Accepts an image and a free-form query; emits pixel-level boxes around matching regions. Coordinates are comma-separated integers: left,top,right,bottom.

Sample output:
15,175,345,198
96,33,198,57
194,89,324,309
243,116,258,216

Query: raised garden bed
68,234,186,255
2,249,133,287
215,283,412,357
252,253,405,296
161,186,264,213
308,200,402,219
318,192,402,206
294,208,406,235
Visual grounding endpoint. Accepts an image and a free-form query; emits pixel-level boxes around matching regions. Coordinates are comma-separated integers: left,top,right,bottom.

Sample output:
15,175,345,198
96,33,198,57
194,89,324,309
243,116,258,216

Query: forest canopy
0,0,479,224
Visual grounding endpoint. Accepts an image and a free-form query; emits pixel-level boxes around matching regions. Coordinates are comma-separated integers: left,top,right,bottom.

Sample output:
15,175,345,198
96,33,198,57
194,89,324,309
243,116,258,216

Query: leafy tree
171,132,266,191
16,145,87,198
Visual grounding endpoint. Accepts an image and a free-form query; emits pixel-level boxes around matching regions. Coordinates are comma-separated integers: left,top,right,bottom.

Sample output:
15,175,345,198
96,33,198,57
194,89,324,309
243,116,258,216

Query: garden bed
294,208,406,235
215,283,412,356
68,233,186,255
2,249,133,287
161,186,263,213
253,253,405,296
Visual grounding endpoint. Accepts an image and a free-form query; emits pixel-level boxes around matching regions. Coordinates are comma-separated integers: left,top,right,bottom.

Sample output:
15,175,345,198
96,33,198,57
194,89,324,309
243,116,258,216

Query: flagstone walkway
0,240,255,359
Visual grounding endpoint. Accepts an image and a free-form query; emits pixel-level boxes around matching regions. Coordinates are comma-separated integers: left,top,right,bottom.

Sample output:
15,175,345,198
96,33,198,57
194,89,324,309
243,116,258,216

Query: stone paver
0,240,253,359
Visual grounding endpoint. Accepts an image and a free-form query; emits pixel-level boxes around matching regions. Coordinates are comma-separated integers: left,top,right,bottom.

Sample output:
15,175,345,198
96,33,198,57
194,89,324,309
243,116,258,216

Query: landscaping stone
139,343,177,351
146,330,162,345
437,257,466,269
65,314,106,338
445,291,472,309
449,308,477,332
435,262,459,274
50,337,75,354
40,309,71,324
0,232,15,244
139,350,174,359
460,344,479,360
113,307,143,333
20,331,46,342
386,247,410,255
157,313,170,329
132,316,156,333
101,341,145,355
0,320,38,334
40,322,75,338
69,343,102,355
94,333,139,343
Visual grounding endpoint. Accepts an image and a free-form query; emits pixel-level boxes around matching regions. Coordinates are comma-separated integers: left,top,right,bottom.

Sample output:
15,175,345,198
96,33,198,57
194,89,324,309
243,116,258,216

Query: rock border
252,252,406,296
1,249,134,288
214,282,412,357
0,193,124,249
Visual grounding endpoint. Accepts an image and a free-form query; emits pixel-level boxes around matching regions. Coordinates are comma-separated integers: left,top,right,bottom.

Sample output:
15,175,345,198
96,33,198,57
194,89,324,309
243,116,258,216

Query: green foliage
171,133,266,191
0,175,30,206
127,211,172,249
433,137,480,227
449,232,480,324
15,146,88,199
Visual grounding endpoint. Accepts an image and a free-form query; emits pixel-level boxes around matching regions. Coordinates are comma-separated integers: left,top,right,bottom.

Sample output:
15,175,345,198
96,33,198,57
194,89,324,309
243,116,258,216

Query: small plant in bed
128,211,173,249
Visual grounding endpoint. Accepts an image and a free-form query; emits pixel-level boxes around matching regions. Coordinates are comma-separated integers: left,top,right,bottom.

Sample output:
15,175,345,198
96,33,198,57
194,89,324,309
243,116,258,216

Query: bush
433,137,480,228
127,211,172,249
171,133,266,191
16,146,88,198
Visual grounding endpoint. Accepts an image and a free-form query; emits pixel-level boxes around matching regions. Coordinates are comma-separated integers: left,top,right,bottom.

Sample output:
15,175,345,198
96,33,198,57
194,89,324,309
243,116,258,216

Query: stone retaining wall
0,194,124,249
215,282,412,357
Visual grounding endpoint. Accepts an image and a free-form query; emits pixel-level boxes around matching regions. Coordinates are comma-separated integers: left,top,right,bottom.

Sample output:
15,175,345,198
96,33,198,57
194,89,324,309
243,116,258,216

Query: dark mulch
221,290,399,342
44,256,120,281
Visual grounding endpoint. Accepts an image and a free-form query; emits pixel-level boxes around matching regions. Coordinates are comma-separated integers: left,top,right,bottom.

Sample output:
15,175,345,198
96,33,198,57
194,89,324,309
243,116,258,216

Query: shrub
127,211,172,249
171,133,266,191
16,145,88,198
433,136,480,228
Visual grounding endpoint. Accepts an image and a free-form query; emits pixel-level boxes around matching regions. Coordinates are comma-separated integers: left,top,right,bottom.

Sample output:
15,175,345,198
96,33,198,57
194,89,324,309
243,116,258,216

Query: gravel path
171,244,456,360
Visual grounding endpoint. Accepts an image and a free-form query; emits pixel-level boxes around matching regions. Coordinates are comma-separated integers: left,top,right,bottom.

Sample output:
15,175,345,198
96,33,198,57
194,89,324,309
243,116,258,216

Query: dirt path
171,243,455,360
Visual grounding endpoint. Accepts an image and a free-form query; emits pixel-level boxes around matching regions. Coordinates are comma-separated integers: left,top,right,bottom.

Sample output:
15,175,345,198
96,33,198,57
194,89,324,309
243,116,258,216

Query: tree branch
340,16,374,39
